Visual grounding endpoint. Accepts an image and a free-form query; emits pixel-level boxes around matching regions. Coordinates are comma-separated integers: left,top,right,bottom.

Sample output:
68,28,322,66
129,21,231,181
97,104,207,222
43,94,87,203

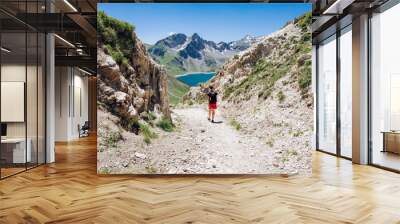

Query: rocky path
112,105,283,174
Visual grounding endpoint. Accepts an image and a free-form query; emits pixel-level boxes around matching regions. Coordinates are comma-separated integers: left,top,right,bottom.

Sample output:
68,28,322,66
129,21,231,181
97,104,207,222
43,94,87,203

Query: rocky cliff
97,11,170,132
184,13,313,173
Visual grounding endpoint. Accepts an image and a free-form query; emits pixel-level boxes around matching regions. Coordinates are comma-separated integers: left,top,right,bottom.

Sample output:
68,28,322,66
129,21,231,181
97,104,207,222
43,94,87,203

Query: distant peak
243,34,254,40
192,33,201,39
169,33,186,38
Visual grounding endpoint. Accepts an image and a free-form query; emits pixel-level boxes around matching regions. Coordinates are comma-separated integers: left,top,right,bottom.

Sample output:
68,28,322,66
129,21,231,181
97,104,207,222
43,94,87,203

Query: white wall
55,67,89,141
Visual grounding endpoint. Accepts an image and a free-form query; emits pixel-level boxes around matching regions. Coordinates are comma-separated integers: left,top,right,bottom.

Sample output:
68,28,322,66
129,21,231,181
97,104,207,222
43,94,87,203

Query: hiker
207,86,218,123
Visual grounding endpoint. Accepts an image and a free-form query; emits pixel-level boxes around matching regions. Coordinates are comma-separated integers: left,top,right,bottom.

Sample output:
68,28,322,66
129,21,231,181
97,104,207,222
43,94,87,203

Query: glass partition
339,25,352,158
27,31,38,169
0,1,46,179
317,34,337,154
1,31,28,177
38,32,45,165
370,3,400,171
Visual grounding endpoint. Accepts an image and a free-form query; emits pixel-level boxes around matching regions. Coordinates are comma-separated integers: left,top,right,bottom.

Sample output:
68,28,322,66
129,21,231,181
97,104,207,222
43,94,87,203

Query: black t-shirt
208,91,217,104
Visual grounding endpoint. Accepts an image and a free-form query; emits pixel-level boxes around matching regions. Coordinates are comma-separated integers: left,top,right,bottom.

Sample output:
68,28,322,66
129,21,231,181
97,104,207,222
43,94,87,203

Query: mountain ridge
147,32,261,104
148,33,259,75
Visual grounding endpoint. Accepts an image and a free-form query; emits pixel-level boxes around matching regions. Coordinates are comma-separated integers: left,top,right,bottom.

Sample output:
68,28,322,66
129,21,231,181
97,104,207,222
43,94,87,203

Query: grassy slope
151,50,190,105
223,12,312,101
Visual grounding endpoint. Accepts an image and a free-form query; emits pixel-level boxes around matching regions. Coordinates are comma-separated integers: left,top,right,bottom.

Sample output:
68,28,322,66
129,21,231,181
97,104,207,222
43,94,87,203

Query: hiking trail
113,105,282,174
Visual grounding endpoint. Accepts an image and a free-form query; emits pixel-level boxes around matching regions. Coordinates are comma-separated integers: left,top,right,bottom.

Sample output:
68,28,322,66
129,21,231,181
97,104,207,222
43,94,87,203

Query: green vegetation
277,90,285,103
157,117,175,132
298,59,312,96
148,112,157,121
140,111,157,122
294,12,312,32
103,130,123,148
152,51,190,105
139,123,158,144
146,45,190,104
98,167,111,174
223,85,235,99
98,11,135,65
293,130,304,137
229,118,241,131
145,166,158,174
189,99,196,106
223,22,312,102
121,117,140,133
266,139,274,147
168,75,190,105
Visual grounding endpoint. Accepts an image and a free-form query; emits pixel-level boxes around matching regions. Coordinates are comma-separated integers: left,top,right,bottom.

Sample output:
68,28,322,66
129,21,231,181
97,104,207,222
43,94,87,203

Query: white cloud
168,32,176,36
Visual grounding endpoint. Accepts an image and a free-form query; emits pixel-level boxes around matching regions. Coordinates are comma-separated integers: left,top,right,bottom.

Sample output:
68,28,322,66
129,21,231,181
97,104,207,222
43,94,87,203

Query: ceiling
0,0,395,72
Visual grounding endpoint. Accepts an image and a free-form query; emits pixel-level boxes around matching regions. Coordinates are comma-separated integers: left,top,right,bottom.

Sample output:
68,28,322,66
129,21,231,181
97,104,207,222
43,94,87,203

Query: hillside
97,11,170,152
184,12,313,173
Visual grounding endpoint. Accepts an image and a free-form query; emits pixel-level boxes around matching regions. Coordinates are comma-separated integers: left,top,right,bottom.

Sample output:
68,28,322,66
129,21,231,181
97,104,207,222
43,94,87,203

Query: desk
1,138,31,163
381,131,400,154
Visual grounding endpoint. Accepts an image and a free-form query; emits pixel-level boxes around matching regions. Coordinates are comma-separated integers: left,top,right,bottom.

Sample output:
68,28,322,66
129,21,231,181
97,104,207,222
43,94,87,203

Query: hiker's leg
211,109,215,120
208,109,211,120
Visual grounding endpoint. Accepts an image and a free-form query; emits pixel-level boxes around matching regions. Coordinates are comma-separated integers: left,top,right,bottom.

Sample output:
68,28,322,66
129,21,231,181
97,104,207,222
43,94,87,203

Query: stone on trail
134,152,146,159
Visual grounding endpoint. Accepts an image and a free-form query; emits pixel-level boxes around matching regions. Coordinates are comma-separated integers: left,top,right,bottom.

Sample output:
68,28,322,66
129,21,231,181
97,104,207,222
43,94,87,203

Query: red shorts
208,103,217,110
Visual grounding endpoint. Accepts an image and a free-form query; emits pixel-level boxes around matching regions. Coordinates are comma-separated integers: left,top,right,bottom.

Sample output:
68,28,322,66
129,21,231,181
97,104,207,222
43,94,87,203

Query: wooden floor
1,136,400,223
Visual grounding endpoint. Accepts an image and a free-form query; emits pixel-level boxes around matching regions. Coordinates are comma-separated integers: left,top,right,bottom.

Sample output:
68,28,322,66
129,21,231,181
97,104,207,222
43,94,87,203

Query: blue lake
176,72,216,87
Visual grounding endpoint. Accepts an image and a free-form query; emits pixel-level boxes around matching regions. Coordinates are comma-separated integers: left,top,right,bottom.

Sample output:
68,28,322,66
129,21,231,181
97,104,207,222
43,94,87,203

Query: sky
98,3,311,45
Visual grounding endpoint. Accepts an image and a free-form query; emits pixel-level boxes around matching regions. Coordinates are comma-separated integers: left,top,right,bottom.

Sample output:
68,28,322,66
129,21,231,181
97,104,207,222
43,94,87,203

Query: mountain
148,33,259,75
147,33,259,104
183,13,313,173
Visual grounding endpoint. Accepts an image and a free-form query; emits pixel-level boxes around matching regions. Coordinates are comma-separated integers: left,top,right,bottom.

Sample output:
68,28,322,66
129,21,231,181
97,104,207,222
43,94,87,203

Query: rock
97,27,170,130
134,152,146,159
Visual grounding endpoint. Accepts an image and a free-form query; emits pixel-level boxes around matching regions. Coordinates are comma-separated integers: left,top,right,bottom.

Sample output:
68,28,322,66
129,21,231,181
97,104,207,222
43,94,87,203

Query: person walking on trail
207,86,218,123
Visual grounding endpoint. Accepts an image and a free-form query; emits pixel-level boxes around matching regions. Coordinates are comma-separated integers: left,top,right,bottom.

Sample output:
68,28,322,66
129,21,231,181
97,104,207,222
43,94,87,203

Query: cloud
168,32,176,36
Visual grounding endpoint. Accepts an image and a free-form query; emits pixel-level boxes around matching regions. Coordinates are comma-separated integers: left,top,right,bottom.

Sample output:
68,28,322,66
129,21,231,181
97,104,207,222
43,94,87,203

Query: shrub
103,130,123,148
148,112,157,121
298,65,312,92
139,123,158,144
229,118,241,130
98,167,111,174
258,87,273,100
157,117,175,132
121,117,140,134
277,90,285,103
145,166,158,174
293,130,304,137
141,111,157,122
102,27,117,45
295,12,312,32
223,85,235,99
98,10,135,65
266,140,274,147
